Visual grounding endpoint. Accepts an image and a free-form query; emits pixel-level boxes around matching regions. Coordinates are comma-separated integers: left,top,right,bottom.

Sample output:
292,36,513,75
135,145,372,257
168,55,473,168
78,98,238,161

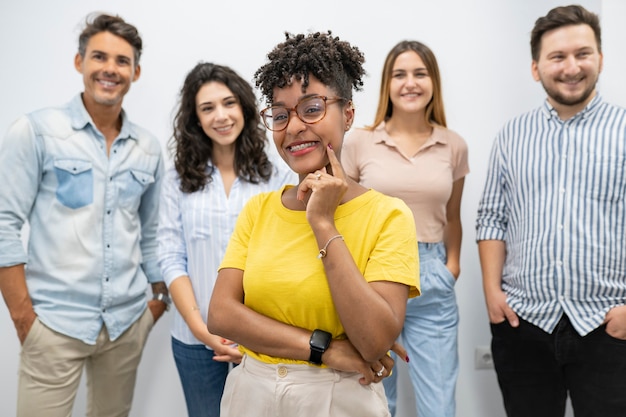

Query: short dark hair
531,4,601,61
254,31,365,105
172,63,272,193
78,13,143,66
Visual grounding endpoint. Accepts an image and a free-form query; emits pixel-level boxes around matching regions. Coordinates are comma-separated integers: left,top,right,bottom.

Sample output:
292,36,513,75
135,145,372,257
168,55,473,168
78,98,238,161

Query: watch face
310,330,331,350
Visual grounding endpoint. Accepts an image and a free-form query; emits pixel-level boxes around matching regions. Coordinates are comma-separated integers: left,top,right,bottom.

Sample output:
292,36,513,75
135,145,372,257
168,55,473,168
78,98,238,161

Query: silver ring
375,365,385,377
315,173,321,180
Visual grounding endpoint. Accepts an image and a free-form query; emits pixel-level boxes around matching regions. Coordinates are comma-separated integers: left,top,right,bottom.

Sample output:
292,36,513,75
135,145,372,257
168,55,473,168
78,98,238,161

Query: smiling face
195,81,244,150
74,31,140,111
389,50,433,118
271,76,354,180
532,23,602,119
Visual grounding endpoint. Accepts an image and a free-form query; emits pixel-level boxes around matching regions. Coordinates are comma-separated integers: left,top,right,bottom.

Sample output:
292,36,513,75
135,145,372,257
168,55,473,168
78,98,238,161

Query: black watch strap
309,329,332,365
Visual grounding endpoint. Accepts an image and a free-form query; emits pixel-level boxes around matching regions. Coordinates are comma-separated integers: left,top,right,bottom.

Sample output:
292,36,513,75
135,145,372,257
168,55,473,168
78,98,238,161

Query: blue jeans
383,242,459,417
171,337,231,417
491,315,626,417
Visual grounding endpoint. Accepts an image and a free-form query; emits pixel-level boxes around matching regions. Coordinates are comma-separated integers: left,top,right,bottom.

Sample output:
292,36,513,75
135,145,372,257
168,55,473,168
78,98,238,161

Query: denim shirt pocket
54,159,94,209
118,169,155,210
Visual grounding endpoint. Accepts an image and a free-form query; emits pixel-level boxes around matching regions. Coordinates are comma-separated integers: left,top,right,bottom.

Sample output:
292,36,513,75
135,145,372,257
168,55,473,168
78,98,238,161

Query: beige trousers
17,308,154,417
220,354,391,417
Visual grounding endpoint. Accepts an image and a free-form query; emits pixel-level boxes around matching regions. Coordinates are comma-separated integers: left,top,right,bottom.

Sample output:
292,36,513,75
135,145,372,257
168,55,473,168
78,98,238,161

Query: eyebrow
393,66,427,71
272,93,321,106
89,49,132,60
197,95,237,107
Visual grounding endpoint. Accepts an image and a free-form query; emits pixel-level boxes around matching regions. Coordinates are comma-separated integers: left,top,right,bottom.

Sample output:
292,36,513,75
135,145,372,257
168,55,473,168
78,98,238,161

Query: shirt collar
374,121,447,146
68,94,137,141
540,93,602,121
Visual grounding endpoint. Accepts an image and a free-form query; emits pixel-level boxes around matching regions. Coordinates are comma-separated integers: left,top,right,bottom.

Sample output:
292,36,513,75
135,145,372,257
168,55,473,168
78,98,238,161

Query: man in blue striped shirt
476,5,626,417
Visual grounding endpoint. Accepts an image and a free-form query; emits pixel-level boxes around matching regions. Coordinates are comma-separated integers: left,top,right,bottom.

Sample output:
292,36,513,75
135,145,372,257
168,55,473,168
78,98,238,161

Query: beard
540,75,598,107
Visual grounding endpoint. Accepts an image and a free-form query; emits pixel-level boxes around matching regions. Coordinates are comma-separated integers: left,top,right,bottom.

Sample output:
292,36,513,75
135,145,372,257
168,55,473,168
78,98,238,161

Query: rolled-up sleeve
138,152,164,283
156,168,188,287
0,116,42,267
476,133,508,242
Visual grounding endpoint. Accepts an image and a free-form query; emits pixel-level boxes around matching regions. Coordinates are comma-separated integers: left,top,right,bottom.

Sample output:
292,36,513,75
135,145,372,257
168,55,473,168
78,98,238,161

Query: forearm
0,264,33,319
443,217,462,278
208,268,312,361
444,177,465,277
478,239,506,296
169,276,209,338
314,226,406,362
0,264,36,343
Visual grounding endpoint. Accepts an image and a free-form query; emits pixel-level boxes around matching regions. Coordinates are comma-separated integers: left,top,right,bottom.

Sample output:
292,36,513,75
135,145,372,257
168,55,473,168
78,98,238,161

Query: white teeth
215,126,230,132
289,142,316,152
100,80,117,87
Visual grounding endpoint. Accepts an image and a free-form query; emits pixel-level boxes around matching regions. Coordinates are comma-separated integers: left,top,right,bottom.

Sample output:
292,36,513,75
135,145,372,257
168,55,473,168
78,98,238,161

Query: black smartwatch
309,329,332,365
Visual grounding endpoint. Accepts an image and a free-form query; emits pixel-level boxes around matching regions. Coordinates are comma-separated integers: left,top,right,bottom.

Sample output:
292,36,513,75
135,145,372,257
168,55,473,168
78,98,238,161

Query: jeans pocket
436,258,456,290
54,159,93,209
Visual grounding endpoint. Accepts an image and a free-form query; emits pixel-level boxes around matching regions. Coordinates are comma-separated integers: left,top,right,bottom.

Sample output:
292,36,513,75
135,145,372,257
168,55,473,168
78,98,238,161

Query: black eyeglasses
260,95,347,132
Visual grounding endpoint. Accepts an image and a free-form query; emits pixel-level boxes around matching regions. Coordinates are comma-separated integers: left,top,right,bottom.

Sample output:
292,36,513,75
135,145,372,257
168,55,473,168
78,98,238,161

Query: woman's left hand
297,145,347,226
368,353,395,384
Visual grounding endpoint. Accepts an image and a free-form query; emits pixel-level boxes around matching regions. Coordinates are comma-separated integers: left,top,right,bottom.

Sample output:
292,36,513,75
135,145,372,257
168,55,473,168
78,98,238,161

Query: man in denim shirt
0,13,168,417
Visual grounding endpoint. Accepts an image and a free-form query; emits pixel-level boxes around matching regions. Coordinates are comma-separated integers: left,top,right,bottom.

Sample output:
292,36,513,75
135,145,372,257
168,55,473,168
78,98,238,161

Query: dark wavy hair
78,12,142,66
254,31,365,105
171,62,272,193
531,5,601,61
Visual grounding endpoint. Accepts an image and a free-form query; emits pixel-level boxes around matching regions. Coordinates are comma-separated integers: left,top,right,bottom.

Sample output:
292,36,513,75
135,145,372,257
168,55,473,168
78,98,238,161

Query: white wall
1,1,623,416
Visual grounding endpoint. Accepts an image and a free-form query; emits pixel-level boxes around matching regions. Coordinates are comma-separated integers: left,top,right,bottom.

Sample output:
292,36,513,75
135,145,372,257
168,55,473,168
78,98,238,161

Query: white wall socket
474,345,494,370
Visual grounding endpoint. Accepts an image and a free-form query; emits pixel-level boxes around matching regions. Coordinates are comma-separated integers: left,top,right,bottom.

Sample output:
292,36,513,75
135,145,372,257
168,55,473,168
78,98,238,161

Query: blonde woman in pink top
342,40,469,417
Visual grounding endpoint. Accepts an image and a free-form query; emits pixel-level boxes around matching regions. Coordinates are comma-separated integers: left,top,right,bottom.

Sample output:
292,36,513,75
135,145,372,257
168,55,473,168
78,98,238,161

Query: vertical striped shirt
157,161,296,346
476,95,626,336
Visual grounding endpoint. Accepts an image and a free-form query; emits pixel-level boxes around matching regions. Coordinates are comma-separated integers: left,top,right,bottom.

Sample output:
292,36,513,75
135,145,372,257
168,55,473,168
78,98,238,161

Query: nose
405,74,419,88
562,55,580,75
215,105,228,120
102,58,117,75
285,109,306,134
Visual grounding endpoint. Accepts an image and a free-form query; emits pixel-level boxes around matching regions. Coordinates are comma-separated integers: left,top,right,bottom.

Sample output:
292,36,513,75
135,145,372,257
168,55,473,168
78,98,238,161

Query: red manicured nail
327,143,333,150
405,355,410,363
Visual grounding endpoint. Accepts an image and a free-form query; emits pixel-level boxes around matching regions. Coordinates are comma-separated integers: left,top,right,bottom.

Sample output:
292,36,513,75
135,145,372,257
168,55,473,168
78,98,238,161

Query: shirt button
277,366,288,378
556,260,563,267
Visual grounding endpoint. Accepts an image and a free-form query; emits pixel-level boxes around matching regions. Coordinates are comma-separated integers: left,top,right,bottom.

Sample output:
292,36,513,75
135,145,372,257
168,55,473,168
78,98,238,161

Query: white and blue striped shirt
157,159,296,346
476,94,626,336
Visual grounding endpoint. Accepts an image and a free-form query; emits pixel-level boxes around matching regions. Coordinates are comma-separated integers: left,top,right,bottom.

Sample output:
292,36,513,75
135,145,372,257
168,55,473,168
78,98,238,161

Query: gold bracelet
318,234,344,259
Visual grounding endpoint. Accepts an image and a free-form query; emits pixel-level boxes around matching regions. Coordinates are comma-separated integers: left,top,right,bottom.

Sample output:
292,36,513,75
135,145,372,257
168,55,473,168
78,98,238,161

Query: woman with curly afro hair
208,32,420,417
157,62,294,417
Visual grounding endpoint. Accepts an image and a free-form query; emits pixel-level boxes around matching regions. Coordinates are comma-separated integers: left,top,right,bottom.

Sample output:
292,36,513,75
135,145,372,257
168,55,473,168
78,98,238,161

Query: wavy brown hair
369,40,446,131
254,31,365,105
171,62,272,193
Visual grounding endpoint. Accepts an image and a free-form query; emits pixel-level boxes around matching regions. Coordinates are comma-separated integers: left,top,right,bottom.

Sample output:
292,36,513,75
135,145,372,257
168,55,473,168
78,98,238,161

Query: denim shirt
0,94,163,343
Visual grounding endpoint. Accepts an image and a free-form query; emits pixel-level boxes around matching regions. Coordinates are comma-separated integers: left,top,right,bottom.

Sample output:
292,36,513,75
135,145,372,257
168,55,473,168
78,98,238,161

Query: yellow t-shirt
219,185,419,364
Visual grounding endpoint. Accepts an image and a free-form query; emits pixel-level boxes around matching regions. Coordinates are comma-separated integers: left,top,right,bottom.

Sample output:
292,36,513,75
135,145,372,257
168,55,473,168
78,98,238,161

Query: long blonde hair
368,40,446,130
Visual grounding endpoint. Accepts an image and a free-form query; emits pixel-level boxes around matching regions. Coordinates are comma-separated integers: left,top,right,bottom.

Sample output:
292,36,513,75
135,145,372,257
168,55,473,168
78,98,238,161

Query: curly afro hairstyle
254,31,366,105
